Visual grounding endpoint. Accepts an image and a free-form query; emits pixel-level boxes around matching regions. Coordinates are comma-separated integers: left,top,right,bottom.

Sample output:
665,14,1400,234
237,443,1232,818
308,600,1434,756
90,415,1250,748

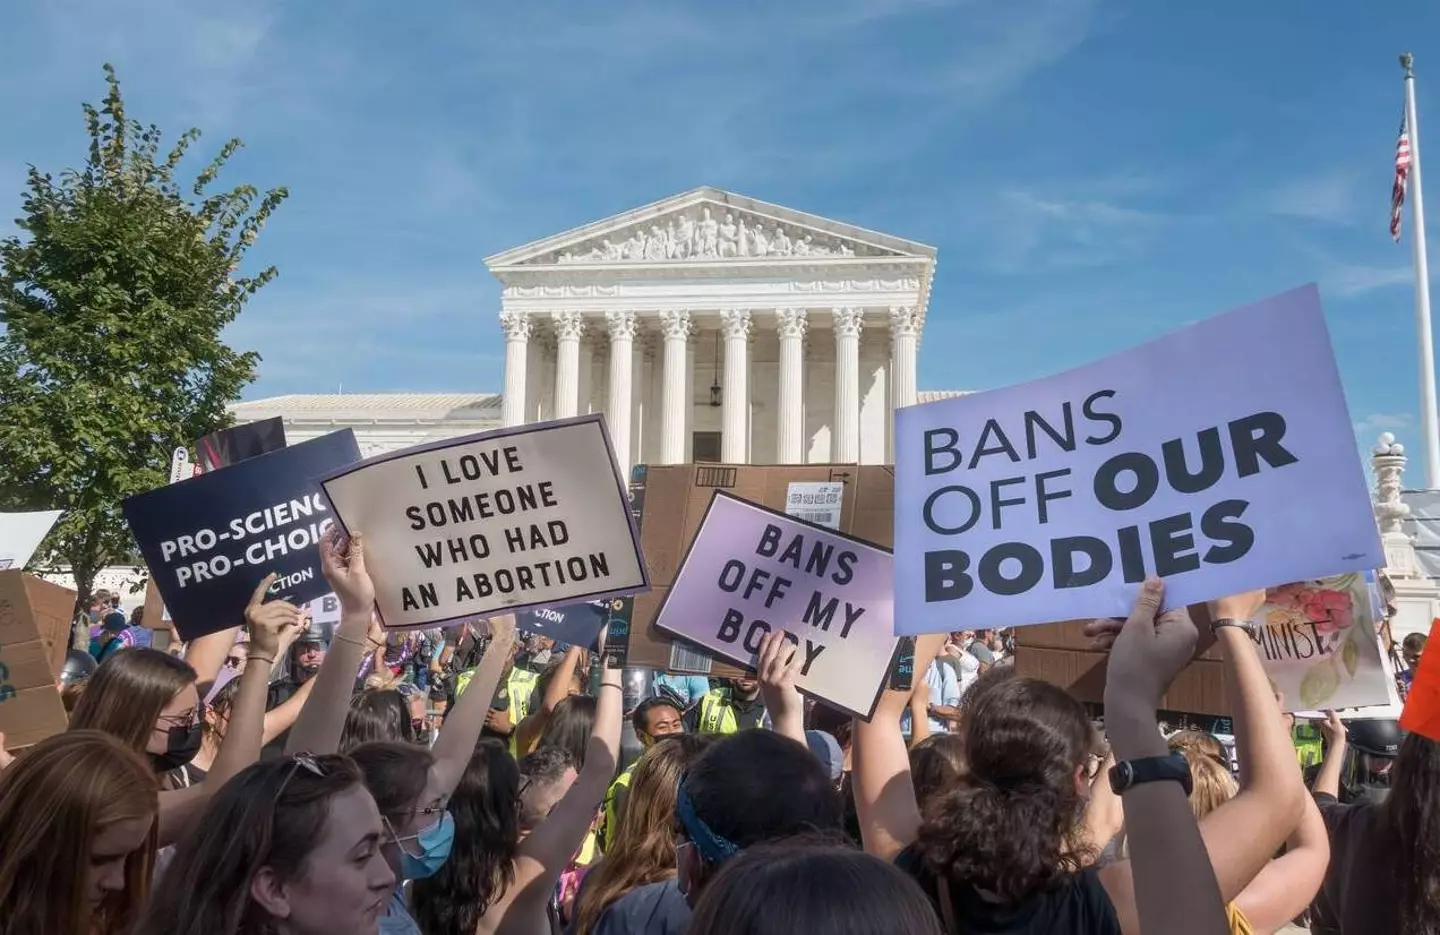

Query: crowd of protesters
0,528,1433,935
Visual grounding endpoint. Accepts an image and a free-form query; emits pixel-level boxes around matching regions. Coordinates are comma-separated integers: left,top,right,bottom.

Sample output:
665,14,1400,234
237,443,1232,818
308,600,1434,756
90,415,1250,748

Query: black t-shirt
1308,792,1399,935
894,846,1121,935
261,677,303,758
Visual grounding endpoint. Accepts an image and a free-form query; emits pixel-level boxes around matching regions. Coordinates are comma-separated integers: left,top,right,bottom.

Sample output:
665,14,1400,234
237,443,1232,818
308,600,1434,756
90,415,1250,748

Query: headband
675,785,740,864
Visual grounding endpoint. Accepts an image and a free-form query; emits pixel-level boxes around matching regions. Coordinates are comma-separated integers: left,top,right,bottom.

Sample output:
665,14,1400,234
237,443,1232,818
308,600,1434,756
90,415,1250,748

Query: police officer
686,674,768,735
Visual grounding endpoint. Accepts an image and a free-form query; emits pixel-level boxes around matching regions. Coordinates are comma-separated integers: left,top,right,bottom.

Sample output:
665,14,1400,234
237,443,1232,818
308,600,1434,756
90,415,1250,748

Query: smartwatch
1210,617,1257,637
1109,753,1193,796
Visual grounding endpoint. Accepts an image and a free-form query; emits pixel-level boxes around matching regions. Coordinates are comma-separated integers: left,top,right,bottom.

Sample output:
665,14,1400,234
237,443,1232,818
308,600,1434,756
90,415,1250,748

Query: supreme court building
232,188,961,465
487,187,946,472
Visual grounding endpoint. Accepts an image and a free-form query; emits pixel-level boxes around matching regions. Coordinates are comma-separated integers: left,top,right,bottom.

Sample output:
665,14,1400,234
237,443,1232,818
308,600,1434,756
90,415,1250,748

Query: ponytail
914,678,1092,905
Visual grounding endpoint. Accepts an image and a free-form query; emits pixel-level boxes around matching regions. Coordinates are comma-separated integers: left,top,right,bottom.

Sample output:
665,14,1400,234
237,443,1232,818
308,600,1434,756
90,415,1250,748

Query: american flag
1393,112,1413,242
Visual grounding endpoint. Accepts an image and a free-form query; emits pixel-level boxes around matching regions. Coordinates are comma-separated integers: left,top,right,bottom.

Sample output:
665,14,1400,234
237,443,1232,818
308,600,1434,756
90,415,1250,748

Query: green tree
0,64,287,615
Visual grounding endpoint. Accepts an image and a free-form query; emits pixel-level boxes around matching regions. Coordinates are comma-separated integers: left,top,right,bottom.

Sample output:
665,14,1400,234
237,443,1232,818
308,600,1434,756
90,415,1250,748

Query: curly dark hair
909,734,965,810
914,676,1093,906
1387,733,1440,935
412,738,520,935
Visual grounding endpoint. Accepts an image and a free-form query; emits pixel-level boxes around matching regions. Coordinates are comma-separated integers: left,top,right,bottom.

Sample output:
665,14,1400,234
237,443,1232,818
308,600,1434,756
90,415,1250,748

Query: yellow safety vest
506,669,539,759
697,688,771,735
599,760,638,852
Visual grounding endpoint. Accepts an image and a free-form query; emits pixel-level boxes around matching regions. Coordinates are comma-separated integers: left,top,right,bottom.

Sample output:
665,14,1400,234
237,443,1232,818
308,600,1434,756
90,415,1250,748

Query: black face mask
151,722,204,772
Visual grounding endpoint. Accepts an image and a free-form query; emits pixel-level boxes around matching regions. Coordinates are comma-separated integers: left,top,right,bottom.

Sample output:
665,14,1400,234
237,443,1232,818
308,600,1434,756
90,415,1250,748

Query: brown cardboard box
1013,604,1236,716
0,571,75,748
624,463,894,675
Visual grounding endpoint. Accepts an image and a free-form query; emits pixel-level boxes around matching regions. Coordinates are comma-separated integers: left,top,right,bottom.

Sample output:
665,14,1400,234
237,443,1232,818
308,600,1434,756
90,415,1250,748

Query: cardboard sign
0,510,63,571
653,491,896,719
123,431,362,640
0,572,74,748
320,415,647,630
894,285,1382,634
1256,574,1399,712
516,597,629,651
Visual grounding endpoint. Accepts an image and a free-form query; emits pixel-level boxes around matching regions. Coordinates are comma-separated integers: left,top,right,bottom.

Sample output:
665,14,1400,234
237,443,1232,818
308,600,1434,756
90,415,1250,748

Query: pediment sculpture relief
547,206,890,264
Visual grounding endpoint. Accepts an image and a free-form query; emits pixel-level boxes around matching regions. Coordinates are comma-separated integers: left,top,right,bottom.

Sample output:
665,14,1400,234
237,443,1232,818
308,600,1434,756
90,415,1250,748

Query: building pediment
485,187,934,269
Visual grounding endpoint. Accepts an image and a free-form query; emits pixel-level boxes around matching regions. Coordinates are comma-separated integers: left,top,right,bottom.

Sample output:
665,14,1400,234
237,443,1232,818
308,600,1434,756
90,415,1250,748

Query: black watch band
1210,616,1256,636
1109,752,1193,796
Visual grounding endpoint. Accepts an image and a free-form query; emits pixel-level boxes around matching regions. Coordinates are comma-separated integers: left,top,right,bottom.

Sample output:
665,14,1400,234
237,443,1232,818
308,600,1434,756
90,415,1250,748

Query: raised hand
319,526,374,616
244,574,303,659
1098,578,1198,712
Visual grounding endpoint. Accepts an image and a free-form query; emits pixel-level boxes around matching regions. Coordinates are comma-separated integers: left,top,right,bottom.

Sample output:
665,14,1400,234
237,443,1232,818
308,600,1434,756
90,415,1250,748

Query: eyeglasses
157,705,204,730
275,753,325,802
224,655,244,668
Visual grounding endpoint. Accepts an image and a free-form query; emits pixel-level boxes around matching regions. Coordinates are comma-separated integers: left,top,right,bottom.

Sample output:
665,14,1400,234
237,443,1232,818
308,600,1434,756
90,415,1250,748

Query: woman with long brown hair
136,753,396,935
0,730,159,935
570,734,715,935
69,575,300,845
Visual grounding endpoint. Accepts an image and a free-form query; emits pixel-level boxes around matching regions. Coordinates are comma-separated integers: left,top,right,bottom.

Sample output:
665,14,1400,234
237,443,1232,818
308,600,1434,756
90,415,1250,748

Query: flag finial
1403,52,1416,77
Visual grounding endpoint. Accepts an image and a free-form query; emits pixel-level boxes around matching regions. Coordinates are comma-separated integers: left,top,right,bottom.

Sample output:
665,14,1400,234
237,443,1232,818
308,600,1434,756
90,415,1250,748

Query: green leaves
0,65,286,609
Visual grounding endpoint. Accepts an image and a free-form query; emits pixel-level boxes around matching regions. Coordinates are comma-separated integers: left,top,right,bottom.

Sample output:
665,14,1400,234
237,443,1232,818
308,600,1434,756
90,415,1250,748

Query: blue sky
2,1,1438,465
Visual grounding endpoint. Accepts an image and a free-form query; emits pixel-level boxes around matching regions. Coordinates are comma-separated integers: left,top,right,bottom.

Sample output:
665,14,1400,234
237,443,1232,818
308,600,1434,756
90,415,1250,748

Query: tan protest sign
0,571,73,748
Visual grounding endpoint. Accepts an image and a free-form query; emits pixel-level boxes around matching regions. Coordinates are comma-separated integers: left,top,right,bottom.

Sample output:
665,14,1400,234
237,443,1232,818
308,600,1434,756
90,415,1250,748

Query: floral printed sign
1254,573,1394,712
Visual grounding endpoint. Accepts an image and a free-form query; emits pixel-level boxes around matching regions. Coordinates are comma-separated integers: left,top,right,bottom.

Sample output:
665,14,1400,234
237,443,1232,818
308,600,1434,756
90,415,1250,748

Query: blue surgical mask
396,811,454,880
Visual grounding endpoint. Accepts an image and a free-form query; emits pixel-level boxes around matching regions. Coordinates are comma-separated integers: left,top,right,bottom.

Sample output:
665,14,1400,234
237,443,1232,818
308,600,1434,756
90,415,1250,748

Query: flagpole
1403,52,1440,488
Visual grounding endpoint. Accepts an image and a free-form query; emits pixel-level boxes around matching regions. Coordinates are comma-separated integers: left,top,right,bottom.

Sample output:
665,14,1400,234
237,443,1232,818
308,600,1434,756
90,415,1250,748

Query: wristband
247,653,276,665
1109,752,1193,796
1210,617,1257,637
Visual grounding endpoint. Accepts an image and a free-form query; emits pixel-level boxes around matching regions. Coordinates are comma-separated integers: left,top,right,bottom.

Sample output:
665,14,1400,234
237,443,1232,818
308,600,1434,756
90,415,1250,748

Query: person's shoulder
594,879,689,935
1064,868,1122,930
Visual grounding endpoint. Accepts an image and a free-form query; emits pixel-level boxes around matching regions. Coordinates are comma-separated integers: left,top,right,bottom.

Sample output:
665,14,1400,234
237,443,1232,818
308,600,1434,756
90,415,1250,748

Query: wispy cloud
1267,167,1364,224
1323,261,1413,297
981,188,1166,273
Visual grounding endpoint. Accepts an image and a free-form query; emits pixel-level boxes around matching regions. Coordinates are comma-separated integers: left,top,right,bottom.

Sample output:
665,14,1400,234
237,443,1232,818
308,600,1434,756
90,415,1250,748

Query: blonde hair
571,735,714,935
1179,748,1237,820
0,730,159,935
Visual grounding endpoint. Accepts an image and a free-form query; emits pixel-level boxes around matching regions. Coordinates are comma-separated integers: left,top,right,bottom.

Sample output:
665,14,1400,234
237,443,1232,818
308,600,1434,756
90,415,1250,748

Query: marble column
889,306,920,410
500,311,532,427
832,307,864,463
775,308,807,463
659,310,692,464
720,309,751,463
551,311,585,419
606,311,637,477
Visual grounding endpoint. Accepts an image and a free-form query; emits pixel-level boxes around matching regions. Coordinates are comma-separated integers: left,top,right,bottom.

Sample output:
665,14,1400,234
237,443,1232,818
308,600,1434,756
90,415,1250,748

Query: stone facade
485,187,939,473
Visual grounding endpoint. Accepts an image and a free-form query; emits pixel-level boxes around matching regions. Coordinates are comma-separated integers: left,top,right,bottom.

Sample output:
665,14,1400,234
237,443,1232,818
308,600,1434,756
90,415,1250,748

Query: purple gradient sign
894,284,1383,635
653,491,897,719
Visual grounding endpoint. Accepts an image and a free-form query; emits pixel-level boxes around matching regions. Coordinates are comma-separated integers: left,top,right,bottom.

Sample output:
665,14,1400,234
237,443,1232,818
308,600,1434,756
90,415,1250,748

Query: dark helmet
295,619,332,647
1347,719,1404,758
60,650,98,685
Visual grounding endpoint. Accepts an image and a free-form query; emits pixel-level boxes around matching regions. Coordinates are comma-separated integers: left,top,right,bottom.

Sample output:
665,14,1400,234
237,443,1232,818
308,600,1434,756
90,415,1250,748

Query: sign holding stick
123,431,361,641
894,285,1382,634
320,415,647,630
653,491,896,720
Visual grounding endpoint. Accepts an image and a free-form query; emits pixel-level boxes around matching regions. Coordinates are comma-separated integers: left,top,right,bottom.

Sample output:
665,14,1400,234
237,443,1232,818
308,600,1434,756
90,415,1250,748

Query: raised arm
260,674,315,745
1312,710,1347,800
1094,578,1229,935
851,634,942,861
488,654,623,935
158,575,299,845
513,645,583,757
1232,792,1329,932
183,625,241,697
285,530,380,755
756,630,805,746
427,615,517,798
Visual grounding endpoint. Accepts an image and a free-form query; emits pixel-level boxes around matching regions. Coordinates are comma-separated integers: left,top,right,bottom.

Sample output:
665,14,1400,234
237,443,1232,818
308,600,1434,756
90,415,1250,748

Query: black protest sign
123,430,361,640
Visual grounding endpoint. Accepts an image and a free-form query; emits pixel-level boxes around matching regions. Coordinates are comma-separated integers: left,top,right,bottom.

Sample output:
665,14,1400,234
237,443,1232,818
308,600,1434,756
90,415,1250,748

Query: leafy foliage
0,64,287,610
